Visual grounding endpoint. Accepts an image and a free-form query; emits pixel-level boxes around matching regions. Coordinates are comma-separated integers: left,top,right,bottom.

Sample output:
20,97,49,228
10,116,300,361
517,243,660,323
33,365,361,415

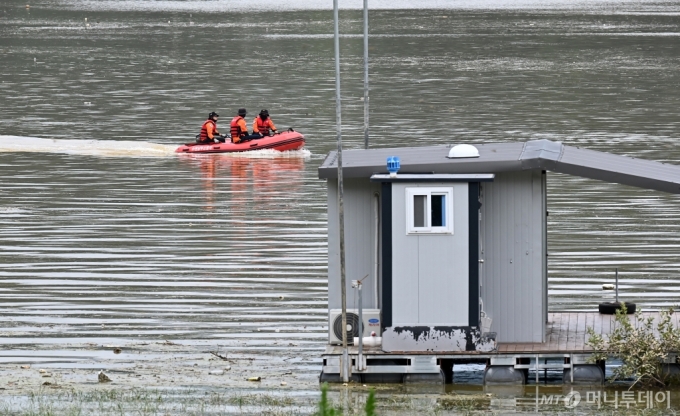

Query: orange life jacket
255,116,274,136
230,116,245,141
199,119,216,143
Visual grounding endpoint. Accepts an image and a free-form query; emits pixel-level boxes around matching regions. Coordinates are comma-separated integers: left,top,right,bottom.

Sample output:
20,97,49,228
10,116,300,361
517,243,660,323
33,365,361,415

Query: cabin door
390,183,471,326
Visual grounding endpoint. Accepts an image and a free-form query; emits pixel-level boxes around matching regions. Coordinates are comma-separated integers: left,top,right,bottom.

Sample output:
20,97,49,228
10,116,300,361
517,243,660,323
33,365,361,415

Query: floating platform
321,312,679,385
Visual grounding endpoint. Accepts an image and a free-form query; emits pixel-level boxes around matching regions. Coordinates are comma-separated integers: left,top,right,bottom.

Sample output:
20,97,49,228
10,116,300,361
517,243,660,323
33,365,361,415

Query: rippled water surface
1,0,680,385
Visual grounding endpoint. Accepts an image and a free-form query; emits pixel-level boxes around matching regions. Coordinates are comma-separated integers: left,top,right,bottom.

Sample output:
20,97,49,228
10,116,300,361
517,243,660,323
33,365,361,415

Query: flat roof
318,139,680,194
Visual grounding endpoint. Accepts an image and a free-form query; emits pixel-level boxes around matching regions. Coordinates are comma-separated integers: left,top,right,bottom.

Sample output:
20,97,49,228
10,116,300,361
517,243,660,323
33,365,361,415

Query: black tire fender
598,302,636,315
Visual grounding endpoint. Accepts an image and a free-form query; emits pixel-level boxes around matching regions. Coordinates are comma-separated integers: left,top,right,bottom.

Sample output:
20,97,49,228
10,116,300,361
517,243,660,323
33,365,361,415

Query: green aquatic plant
587,305,680,387
316,383,341,416
315,383,376,415
364,388,376,416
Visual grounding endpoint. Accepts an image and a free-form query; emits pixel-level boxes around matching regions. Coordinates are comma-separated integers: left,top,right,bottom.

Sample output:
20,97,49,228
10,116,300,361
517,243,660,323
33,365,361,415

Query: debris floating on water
98,370,112,383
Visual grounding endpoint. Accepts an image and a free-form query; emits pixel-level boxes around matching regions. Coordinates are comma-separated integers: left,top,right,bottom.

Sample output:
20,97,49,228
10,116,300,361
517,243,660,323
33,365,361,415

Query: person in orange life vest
197,112,224,143
252,109,278,137
230,108,260,143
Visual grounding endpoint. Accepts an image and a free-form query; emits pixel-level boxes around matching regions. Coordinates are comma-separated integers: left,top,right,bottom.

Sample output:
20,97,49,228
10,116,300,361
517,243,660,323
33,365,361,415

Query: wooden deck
497,311,672,353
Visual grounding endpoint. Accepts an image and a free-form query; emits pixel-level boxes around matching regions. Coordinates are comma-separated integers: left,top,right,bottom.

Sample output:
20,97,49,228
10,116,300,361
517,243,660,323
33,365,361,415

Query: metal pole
535,355,539,384
358,281,364,371
362,0,369,149
333,0,350,383
615,268,619,304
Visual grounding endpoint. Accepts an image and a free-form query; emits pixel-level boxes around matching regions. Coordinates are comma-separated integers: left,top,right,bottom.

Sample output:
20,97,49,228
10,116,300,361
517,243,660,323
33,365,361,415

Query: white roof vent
447,144,480,159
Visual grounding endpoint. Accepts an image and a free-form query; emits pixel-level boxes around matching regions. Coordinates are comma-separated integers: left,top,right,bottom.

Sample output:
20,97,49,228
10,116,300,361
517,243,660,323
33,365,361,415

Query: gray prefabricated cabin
319,139,680,351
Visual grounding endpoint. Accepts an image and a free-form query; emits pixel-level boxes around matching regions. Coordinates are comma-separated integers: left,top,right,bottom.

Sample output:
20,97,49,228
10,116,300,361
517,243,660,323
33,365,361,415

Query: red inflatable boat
175,131,305,154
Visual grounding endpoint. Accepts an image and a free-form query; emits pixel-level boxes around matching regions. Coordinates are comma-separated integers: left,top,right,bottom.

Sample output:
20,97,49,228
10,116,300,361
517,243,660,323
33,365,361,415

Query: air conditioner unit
329,309,381,345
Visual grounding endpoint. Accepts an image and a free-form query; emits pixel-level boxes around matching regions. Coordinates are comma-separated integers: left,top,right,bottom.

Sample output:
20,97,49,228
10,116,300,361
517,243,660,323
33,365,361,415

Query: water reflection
179,152,307,214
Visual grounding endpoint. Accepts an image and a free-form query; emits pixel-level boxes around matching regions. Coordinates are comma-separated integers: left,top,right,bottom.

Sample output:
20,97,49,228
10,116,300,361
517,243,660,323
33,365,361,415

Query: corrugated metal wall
480,170,547,343
327,178,381,311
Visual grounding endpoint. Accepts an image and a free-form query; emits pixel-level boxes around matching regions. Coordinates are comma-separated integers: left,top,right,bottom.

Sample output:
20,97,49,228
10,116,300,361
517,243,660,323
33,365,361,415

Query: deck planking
498,311,680,353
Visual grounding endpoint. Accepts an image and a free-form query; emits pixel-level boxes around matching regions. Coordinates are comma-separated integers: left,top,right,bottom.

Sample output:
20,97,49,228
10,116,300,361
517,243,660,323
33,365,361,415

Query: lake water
1,0,680,399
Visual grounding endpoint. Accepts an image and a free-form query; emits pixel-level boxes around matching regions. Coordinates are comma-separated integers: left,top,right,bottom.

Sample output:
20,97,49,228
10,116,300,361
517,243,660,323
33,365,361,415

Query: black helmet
238,108,247,116
208,111,219,119
259,109,269,116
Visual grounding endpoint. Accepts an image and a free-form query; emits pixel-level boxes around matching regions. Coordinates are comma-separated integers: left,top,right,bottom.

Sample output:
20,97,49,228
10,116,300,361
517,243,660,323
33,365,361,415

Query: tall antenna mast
363,0,369,149
333,0,350,383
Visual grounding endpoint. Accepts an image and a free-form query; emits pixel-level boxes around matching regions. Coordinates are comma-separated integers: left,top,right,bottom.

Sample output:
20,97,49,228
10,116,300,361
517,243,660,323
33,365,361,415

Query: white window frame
405,187,454,234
